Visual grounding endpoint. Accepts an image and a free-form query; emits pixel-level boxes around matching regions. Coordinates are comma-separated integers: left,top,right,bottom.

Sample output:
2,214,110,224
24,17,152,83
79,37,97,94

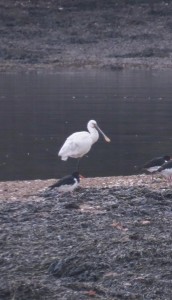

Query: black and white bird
58,120,110,169
158,160,172,183
47,171,81,194
142,155,171,175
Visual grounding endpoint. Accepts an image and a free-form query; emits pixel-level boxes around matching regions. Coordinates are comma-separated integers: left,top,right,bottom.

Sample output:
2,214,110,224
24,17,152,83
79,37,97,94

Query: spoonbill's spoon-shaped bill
95,123,111,142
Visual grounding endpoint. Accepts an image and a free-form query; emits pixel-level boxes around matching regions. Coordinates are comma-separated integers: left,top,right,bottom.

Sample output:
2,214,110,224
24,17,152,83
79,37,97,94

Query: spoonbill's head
87,120,111,143
88,120,97,128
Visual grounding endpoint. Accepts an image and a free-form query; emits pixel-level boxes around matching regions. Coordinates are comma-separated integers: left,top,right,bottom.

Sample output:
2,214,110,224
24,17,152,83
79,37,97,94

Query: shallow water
0,70,172,181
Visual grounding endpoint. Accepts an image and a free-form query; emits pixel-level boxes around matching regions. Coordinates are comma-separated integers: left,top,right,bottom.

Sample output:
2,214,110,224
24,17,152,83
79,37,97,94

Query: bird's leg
166,177,171,187
149,172,155,181
77,158,82,172
151,171,158,181
168,176,172,186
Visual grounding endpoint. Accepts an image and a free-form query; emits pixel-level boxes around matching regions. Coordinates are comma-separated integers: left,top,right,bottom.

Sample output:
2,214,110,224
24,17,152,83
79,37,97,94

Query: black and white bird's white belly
146,166,160,173
158,161,172,179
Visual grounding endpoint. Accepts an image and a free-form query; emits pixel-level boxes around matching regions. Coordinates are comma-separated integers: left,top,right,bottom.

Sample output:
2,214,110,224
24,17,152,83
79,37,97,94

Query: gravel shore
1,174,172,299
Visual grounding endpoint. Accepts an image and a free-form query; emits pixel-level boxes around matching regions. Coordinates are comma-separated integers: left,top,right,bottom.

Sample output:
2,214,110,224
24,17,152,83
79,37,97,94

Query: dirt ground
1,174,172,300
1,0,172,72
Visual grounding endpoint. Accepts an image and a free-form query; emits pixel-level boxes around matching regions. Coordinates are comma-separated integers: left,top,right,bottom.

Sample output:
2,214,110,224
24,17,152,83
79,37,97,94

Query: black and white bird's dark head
142,155,171,174
48,171,81,194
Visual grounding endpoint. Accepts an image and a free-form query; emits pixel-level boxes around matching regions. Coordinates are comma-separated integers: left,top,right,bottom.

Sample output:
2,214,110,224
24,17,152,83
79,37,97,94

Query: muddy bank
1,0,172,72
0,174,172,299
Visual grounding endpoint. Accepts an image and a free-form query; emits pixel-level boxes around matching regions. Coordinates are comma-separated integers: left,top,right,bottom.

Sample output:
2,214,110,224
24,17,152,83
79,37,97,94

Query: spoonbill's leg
77,158,82,171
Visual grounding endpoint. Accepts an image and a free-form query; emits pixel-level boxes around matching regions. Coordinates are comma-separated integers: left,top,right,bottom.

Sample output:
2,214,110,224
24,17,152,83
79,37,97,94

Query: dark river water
0,70,172,181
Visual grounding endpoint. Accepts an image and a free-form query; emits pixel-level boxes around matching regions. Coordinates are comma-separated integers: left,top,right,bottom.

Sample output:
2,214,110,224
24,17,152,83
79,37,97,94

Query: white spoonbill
58,120,111,165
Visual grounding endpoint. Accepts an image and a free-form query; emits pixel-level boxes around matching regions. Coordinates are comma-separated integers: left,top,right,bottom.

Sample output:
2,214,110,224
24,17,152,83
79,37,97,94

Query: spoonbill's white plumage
58,120,110,162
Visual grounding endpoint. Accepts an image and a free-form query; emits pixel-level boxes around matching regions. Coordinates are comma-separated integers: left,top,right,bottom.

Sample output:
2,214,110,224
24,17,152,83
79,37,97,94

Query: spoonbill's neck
88,126,99,144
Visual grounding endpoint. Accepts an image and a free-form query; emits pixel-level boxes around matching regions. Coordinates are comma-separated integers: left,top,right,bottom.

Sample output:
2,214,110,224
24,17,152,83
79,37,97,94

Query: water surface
0,70,172,181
